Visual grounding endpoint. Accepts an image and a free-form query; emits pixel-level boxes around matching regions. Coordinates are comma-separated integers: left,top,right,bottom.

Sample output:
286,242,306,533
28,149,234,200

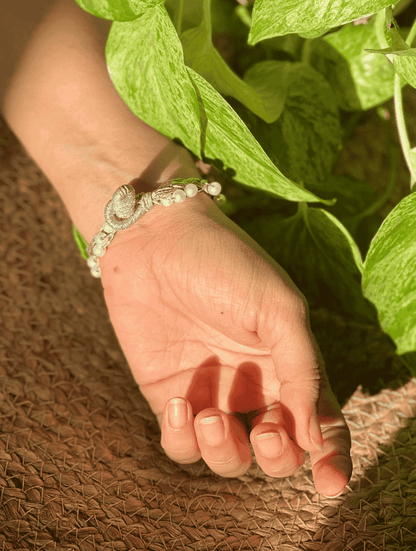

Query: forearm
1,0,201,244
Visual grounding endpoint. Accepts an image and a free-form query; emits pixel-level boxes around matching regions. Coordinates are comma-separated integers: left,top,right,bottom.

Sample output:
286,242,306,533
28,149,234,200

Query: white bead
103,222,113,233
207,182,221,196
185,183,198,197
161,196,174,207
173,189,187,203
93,245,105,257
87,257,97,268
91,267,101,278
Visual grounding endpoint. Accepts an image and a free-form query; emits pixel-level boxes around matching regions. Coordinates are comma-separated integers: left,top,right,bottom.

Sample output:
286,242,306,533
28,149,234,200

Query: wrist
61,143,203,245
0,0,204,245
98,177,219,277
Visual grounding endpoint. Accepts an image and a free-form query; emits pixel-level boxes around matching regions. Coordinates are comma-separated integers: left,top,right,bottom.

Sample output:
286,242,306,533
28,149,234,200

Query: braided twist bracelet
72,177,224,279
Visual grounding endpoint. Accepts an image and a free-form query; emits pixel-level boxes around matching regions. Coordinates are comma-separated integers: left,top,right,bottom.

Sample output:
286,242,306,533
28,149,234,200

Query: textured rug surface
1,105,416,551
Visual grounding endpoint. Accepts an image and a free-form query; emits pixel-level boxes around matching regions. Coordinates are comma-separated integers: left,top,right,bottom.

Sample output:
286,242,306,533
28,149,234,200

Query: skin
100,189,352,497
2,0,352,497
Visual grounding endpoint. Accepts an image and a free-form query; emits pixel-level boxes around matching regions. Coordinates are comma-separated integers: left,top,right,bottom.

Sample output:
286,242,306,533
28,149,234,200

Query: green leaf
235,4,252,29
306,174,378,220
239,205,379,325
261,34,305,60
385,6,411,51
74,0,163,21
308,21,398,111
186,67,336,205
380,8,416,89
72,225,89,260
394,54,416,89
362,192,416,355
105,1,333,204
298,28,333,39
306,173,381,258
180,13,290,123
248,0,393,45
242,62,292,122
227,62,342,188
105,4,202,156
365,46,416,55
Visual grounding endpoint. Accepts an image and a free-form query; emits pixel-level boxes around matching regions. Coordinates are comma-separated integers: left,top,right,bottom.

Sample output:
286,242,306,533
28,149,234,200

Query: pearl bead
173,189,187,203
103,222,113,233
185,183,198,197
207,182,221,195
91,267,101,278
87,257,97,268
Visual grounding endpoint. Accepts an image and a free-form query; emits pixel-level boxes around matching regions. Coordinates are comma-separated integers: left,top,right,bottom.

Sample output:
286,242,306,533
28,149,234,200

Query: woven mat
1,112,416,551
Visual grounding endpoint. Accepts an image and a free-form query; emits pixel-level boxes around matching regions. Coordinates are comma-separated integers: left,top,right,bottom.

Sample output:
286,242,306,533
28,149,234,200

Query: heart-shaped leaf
239,205,379,325
227,62,342,187
105,4,202,156
362,192,416,355
74,0,163,21
248,0,393,45
180,15,289,123
186,67,336,204
308,21,399,111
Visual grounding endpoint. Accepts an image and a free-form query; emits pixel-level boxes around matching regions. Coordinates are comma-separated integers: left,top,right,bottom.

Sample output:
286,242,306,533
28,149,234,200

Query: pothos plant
72,0,416,377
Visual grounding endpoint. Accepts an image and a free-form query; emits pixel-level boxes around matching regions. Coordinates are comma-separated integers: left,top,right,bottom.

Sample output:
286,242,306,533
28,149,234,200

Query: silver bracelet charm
86,178,223,278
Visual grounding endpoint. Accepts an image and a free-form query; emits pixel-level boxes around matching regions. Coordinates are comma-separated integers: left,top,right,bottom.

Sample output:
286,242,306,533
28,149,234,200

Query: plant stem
301,39,311,64
393,15,416,190
174,0,184,36
406,16,416,46
203,0,212,41
394,74,416,189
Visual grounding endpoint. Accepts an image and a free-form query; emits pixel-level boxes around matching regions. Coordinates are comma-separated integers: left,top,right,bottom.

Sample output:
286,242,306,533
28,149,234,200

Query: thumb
256,291,324,454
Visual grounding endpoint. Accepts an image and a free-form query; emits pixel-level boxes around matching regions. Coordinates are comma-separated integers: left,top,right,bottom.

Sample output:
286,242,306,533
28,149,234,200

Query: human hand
100,189,352,497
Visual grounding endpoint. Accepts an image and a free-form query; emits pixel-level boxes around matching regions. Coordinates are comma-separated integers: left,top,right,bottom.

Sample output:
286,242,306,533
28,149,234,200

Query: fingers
310,423,352,498
160,398,202,465
160,399,306,480
160,397,352,496
309,387,353,497
248,403,306,478
194,410,252,477
160,398,252,477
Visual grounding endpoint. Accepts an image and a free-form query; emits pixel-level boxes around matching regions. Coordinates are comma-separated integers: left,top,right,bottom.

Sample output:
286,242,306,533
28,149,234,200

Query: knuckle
292,293,309,320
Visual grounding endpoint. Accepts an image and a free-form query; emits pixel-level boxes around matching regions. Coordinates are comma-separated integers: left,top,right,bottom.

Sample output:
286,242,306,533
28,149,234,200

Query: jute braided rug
1,105,416,550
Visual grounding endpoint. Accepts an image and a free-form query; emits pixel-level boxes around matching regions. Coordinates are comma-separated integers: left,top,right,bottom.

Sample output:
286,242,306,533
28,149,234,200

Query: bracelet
79,177,224,279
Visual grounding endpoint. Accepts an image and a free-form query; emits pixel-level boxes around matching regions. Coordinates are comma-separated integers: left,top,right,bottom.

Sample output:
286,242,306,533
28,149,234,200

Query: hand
100,189,352,497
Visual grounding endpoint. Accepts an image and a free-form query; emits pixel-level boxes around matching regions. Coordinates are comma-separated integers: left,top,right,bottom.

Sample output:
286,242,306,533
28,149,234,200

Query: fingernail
168,398,188,429
200,416,225,446
322,490,344,499
255,431,282,458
